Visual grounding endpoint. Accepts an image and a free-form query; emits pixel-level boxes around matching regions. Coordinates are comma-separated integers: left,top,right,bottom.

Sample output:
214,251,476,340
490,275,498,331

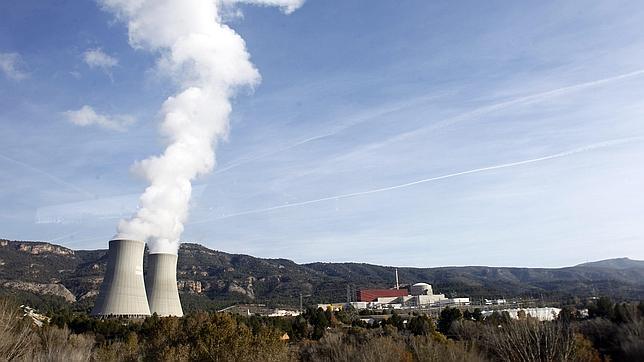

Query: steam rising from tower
99,0,304,254
92,0,303,318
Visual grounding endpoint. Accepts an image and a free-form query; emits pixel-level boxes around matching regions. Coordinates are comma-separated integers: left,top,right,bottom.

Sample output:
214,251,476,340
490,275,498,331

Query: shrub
0,299,36,360
31,325,95,361
407,335,484,362
479,319,577,361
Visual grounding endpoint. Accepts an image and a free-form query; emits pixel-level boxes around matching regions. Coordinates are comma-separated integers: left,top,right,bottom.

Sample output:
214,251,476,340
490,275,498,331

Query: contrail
0,153,94,199
191,136,643,223
213,93,446,174
425,68,644,131
215,68,644,172
344,68,644,156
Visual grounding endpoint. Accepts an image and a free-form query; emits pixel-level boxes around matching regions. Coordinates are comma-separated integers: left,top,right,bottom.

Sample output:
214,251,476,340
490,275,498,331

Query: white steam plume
100,0,304,254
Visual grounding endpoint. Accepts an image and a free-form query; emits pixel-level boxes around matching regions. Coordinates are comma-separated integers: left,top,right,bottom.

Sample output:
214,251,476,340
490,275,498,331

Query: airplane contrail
213,93,446,174
421,68,644,132
214,68,644,173
190,136,643,223
343,68,644,156
0,153,94,199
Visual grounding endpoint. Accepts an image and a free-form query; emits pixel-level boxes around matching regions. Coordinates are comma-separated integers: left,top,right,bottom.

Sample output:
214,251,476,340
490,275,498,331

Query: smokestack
146,253,183,317
92,239,150,317
395,268,400,290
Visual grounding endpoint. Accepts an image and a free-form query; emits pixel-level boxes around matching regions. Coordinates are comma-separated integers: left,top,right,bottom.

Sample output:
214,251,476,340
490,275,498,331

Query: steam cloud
100,0,304,254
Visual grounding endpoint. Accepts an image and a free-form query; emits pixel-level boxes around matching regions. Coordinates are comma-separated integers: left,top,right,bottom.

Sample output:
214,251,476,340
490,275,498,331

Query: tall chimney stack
92,239,151,317
146,253,183,317
395,268,400,290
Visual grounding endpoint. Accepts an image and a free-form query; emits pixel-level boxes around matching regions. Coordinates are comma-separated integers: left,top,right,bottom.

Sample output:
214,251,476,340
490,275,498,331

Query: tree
486,311,511,326
472,308,483,322
438,307,462,336
558,306,574,325
464,308,484,322
408,315,435,336
308,307,329,340
589,296,614,319
0,299,35,360
481,319,577,361
386,311,405,331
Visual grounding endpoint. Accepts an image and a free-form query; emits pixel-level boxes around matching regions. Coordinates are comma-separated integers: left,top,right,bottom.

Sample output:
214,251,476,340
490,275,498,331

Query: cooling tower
146,253,183,317
92,239,151,317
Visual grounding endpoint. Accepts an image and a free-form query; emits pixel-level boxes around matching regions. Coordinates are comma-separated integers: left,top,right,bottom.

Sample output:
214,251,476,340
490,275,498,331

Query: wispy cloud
192,137,643,223
0,52,28,80
63,105,134,131
83,48,118,72
223,0,305,14
333,68,644,162
216,69,644,176
214,92,447,174
0,152,94,199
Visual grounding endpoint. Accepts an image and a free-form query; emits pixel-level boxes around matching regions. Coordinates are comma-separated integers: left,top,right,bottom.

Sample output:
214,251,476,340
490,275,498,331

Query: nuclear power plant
92,239,182,317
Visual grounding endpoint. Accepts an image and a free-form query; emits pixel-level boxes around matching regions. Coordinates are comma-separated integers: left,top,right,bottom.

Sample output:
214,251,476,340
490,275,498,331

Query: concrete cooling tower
146,253,183,317
92,239,151,317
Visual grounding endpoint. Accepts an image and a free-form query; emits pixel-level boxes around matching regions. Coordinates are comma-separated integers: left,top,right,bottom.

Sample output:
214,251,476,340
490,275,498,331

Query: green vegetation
2,296,643,361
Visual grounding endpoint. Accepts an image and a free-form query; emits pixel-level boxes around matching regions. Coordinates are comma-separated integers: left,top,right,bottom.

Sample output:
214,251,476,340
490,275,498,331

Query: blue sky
1,0,644,267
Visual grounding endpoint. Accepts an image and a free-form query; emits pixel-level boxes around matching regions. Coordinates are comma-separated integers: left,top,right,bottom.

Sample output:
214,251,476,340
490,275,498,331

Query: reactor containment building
92,239,183,317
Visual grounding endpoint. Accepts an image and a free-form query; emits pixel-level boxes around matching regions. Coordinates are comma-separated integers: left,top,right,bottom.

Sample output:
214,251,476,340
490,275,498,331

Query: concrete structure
485,298,507,305
92,239,151,317
438,297,470,306
410,282,433,296
376,296,401,304
481,307,561,321
324,283,471,310
146,253,183,317
267,309,301,317
349,301,369,310
414,294,447,306
317,303,345,312
357,288,408,302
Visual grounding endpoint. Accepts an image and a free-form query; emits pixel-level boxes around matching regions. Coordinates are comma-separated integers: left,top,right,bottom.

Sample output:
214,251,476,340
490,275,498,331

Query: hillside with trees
1,295,642,361
1,238,643,311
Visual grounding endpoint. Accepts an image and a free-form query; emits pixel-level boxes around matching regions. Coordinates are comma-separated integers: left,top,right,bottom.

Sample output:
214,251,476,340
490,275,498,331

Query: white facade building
481,307,561,321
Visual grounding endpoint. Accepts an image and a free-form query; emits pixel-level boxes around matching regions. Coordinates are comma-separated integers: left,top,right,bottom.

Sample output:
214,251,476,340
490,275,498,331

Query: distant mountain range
576,257,644,270
0,238,643,311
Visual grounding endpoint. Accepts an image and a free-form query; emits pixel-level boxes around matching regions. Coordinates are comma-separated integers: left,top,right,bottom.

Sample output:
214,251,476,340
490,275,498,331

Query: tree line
0,295,642,361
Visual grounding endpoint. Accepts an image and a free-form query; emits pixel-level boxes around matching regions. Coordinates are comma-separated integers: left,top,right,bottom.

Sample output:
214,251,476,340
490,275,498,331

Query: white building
481,307,561,321
267,309,301,317
438,297,470,306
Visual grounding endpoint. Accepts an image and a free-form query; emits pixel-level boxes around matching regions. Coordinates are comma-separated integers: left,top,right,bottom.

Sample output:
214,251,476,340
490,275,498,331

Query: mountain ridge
575,257,644,269
1,238,643,310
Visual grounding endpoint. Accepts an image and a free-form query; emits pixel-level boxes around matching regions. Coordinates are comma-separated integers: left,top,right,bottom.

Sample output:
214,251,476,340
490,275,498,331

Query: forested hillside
1,238,643,311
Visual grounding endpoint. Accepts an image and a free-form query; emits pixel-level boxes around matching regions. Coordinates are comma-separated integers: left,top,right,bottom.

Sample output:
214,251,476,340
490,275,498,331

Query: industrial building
481,307,561,321
357,288,408,302
92,239,183,317
320,282,470,311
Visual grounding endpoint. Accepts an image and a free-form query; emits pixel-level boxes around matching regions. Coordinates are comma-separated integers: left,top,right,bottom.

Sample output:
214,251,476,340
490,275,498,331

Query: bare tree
480,319,576,362
0,299,36,360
